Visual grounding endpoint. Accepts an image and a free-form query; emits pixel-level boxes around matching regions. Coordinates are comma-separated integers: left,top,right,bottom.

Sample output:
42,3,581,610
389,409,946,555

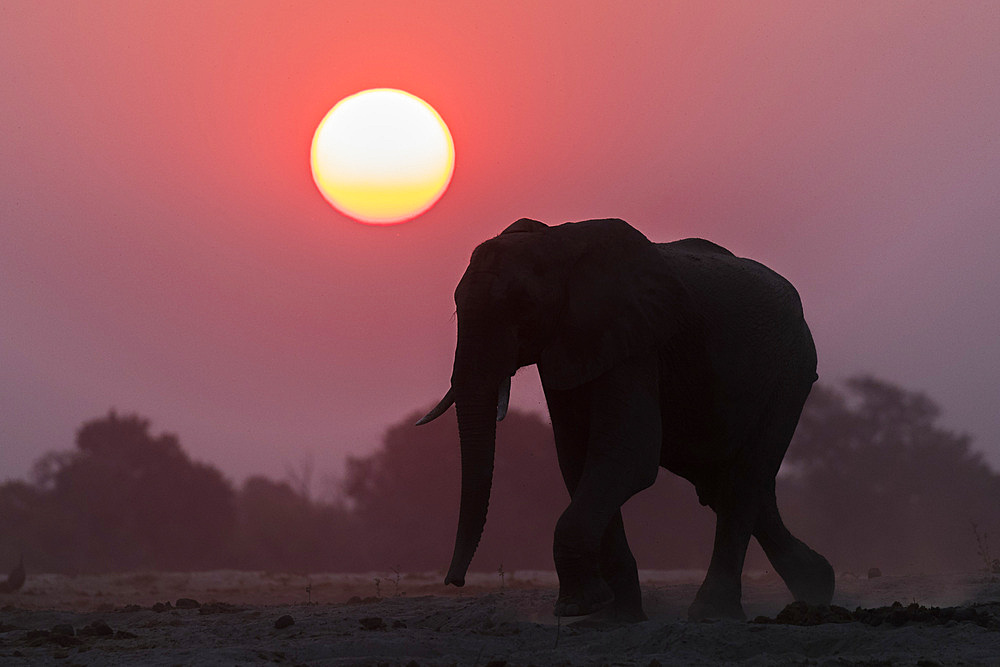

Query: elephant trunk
444,304,514,586
441,269,519,586
445,397,497,586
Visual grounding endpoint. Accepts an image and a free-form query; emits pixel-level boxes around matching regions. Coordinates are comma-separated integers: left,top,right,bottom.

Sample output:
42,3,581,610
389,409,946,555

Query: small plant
305,580,313,605
970,521,1000,580
497,563,505,590
390,567,402,597
373,576,382,598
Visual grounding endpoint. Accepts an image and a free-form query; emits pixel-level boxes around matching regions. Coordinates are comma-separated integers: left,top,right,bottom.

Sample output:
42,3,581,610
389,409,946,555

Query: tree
234,476,357,571
0,411,236,572
5,377,992,577
779,376,1000,574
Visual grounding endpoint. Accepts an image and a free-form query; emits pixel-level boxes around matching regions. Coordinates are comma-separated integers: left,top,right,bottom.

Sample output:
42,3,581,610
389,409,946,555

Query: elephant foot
784,550,836,606
553,577,614,617
688,583,745,621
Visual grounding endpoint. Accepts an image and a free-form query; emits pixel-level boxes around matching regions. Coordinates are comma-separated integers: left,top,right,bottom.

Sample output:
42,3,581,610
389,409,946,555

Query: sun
310,89,455,225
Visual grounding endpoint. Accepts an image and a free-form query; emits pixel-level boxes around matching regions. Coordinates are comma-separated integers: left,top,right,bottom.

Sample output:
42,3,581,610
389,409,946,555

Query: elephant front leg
552,503,615,617
552,511,647,622
597,511,647,622
552,486,653,619
546,356,661,618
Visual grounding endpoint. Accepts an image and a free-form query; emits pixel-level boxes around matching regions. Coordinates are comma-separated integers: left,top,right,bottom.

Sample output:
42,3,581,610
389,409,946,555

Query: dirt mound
755,599,1000,630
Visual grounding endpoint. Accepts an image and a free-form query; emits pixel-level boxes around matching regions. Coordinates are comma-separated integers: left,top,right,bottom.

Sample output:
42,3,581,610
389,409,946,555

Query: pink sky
3,2,999,490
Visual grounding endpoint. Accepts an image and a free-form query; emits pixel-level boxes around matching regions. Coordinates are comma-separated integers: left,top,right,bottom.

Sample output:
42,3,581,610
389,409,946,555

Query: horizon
3,2,999,487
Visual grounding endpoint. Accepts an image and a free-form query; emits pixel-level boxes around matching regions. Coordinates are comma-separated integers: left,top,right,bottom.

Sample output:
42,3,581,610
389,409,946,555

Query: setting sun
310,89,455,225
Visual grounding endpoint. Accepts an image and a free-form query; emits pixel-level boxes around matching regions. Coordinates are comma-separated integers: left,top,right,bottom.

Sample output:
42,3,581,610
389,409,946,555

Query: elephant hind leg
754,488,835,605
689,489,756,620
750,378,834,605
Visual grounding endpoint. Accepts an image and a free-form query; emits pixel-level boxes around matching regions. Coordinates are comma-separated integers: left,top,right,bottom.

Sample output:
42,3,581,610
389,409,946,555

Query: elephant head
418,218,677,586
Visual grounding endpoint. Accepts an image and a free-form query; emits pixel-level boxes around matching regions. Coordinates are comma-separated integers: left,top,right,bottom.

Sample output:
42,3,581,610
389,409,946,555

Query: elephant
417,217,835,621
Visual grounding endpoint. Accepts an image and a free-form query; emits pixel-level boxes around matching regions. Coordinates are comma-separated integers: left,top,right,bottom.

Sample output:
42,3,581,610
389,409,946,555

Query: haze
2,2,998,487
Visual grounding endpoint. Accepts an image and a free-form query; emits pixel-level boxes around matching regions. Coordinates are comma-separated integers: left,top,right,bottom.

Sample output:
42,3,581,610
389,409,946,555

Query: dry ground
1,569,998,665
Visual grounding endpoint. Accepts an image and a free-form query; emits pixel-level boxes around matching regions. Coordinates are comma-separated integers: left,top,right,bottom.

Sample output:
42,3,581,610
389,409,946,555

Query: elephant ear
538,219,687,390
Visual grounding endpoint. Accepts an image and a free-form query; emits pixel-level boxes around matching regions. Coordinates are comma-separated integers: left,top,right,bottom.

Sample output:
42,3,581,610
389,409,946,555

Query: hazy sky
3,2,999,489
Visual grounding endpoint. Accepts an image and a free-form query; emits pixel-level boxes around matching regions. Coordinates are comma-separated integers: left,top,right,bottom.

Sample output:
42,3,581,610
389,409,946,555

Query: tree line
0,376,997,576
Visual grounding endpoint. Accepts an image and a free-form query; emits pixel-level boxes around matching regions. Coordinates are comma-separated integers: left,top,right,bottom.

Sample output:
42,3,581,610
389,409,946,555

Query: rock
274,615,294,629
175,598,201,609
79,620,114,637
360,616,387,631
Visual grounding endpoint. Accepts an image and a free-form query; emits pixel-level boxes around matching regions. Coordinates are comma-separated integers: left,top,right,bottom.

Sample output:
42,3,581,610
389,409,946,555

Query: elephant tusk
496,376,511,422
415,388,455,425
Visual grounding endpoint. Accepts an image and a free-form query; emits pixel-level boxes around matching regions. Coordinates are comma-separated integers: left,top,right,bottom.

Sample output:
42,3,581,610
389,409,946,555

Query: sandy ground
1,569,998,665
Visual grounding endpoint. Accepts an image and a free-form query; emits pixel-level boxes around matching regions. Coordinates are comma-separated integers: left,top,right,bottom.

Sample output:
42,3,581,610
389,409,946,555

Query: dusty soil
1,569,998,665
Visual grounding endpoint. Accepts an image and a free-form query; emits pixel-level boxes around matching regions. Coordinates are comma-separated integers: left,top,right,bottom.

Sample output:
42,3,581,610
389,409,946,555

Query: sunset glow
7,1,1000,576
310,89,455,225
